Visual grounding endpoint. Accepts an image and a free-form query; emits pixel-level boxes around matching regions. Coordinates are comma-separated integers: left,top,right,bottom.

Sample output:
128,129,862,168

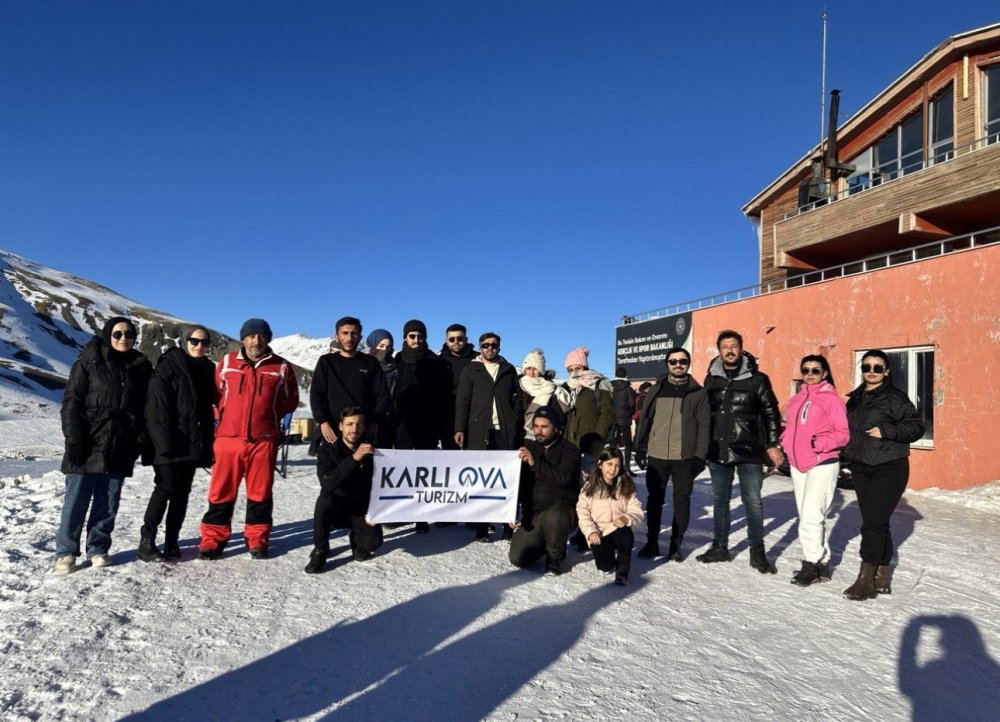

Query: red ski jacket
214,349,299,442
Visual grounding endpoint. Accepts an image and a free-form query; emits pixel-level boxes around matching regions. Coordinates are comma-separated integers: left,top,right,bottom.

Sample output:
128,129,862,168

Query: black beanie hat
403,319,427,338
239,318,272,341
532,404,565,430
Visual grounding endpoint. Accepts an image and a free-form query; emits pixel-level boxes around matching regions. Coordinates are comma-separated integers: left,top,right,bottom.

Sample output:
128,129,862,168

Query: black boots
137,535,162,563
844,561,878,600
749,544,776,574
791,561,831,586
696,543,732,563
637,540,659,559
304,548,327,574
544,558,562,576
874,564,892,594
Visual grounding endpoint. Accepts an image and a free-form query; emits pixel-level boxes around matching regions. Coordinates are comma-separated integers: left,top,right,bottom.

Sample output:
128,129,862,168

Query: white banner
367,449,521,523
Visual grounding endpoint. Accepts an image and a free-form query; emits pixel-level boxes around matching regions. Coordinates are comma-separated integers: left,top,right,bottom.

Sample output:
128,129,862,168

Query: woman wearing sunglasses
842,350,925,600
138,325,218,561
780,355,849,586
54,317,153,574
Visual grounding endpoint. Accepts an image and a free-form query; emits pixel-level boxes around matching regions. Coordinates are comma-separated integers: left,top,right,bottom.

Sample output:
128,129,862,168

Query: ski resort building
617,23,1000,491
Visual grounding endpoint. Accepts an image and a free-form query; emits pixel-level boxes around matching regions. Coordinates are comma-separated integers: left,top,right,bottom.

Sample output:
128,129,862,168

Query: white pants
791,462,839,564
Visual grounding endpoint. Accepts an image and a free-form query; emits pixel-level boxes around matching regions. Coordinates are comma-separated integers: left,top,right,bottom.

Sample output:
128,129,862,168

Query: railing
621,225,1000,324
785,133,1000,219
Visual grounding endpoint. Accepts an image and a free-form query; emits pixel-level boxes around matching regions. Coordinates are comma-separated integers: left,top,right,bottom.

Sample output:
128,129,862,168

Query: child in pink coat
576,446,644,585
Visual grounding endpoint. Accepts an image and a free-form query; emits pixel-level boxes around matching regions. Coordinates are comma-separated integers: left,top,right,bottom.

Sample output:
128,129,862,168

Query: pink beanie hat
564,346,590,369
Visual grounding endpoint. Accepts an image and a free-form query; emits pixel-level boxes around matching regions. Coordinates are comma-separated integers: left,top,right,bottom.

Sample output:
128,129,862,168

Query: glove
691,457,707,478
634,450,648,471
66,442,88,467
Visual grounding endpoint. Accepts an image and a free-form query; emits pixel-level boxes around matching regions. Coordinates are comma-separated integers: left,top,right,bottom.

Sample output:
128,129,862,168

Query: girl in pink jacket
780,355,850,587
576,446,644,586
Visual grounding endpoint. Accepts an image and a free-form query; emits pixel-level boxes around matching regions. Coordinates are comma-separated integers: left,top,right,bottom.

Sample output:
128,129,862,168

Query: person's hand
634,450,648,470
518,447,535,467
508,520,521,529
767,447,785,468
691,457,707,477
66,442,88,466
588,532,601,546
320,422,337,443
613,515,629,528
866,426,882,439
454,432,464,447
353,443,374,461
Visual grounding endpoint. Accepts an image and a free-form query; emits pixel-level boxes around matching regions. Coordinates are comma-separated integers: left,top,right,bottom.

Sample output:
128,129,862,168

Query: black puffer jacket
703,352,782,465
454,357,523,450
843,382,925,466
145,347,217,466
393,347,452,447
610,378,636,427
61,337,153,476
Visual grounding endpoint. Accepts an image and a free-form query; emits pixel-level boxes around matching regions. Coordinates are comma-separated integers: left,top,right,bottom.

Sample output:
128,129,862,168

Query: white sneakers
53,555,76,575
90,553,113,568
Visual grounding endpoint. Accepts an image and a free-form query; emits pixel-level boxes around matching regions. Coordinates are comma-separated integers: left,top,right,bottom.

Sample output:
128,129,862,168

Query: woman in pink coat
576,446,644,586
780,355,850,586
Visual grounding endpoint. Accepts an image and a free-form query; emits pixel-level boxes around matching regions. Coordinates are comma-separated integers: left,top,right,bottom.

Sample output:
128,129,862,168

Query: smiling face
338,414,365,447
599,457,620,483
718,336,742,368
666,351,690,379
110,322,136,352
186,329,210,359
524,367,540,378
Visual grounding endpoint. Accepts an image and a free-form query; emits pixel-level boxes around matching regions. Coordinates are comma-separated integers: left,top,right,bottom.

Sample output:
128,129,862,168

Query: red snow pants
199,437,278,552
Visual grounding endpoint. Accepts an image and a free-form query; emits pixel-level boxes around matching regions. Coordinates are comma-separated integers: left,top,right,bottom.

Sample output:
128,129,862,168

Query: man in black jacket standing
610,367,637,468
509,406,582,575
305,406,383,574
633,348,710,562
697,330,784,573
310,317,391,446
439,323,476,450
454,332,523,541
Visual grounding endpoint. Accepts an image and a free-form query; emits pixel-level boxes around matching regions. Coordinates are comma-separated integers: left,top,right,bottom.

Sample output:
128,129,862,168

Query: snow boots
637,540,659,559
54,555,76,575
696,543,732,563
162,541,182,560
791,561,830,586
137,535,162,563
874,564,892,594
843,561,878,600
749,544,776,574
304,548,327,574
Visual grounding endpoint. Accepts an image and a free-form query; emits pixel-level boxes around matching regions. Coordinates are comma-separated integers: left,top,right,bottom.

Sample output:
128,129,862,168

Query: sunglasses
801,367,824,376
480,342,499,350
188,337,210,347
406,333,426,340
861,363,886,373
666,358,689,366
112,330,137,341
447,336,466,343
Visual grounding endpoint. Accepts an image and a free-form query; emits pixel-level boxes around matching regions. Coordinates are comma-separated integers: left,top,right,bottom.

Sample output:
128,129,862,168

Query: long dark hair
800,354,835,388
581,446,636,500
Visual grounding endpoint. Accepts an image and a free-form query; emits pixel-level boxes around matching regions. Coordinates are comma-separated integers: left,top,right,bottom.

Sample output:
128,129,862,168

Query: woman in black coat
54,317,152,575
138,325,217,561
842,349,925,601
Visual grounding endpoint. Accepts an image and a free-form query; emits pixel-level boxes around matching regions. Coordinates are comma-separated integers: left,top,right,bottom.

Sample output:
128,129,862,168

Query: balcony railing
621,225,1000,325
784,132,1000,220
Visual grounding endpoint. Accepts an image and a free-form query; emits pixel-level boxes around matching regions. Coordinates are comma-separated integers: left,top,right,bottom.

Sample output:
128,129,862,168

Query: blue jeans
708,461,765,548
56,473,125,558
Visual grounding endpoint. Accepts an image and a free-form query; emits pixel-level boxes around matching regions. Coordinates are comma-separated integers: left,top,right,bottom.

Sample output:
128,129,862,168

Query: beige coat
576,490,644,538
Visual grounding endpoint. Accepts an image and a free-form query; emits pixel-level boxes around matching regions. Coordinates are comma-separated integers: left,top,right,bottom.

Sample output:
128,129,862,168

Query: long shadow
123,571,536,721
825,491,923,575
326,576,647,720
898,614,1000,721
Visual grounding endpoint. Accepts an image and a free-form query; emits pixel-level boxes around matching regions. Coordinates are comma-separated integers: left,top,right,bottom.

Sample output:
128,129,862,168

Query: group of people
51,317,924,598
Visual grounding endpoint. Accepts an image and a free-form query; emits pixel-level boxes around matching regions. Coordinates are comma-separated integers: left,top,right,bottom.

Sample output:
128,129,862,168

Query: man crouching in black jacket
304,406,383,574
509,406,582,576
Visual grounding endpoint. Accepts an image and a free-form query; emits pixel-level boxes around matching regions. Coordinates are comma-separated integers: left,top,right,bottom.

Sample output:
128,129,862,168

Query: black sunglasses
447,336,466,343
801,367,824,376
861,363,886,373
406,333,426,340
667,358,689,366
480,342,499,350
188,337,210,347
112,330,137,340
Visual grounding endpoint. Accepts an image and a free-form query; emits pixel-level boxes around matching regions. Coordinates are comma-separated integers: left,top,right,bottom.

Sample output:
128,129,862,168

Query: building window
874,111,924,181
846,148,873,194
854,346,934,446
928,84,954,163
986,65,1000,144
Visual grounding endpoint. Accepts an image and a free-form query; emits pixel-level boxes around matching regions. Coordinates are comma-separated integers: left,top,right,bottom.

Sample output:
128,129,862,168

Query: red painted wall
686,244,1000,490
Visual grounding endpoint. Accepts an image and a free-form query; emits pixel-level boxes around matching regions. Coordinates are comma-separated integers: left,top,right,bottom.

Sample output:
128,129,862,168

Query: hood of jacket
707,351,757,381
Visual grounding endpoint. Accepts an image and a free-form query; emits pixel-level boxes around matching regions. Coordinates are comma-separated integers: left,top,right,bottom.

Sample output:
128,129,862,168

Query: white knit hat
522,348,546,373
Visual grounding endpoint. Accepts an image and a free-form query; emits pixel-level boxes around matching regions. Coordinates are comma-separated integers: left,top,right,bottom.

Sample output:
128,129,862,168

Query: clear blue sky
2,1,997,373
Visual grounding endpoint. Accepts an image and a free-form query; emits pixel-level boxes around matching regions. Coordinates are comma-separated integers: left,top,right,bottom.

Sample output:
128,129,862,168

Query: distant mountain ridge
0,249,313,417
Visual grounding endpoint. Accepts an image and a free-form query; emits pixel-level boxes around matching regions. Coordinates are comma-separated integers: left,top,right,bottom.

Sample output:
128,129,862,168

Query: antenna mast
820,7,828,149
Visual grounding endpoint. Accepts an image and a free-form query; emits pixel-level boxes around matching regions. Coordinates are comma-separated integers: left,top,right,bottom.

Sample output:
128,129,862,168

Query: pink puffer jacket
780,381,849,473
576,489,644,538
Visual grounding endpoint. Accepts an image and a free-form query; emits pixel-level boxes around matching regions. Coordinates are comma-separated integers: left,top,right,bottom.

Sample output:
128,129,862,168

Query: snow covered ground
1,414,998,721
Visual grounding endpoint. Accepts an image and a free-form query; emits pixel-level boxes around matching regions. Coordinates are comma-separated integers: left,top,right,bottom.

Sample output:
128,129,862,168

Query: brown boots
843,561,879,601
874,564,892,594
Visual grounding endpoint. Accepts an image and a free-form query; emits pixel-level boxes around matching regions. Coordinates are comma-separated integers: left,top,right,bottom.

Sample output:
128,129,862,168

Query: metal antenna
820,7,828,150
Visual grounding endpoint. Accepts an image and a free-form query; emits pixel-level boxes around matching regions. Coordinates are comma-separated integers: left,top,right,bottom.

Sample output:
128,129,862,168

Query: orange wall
687,244,1000,490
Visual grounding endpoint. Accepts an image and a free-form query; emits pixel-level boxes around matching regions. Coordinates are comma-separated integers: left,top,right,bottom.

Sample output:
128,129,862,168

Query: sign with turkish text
615,312,693,380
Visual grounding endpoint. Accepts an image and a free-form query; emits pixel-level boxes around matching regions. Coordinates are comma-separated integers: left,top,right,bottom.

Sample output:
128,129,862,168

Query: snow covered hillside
1,422,998,720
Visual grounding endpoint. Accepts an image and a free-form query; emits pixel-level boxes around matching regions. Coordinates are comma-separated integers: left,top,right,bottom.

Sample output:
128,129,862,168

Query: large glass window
846,148,873,194
928,84,954,163
986,65,1000,143
854,346,935,445
874,111,924,181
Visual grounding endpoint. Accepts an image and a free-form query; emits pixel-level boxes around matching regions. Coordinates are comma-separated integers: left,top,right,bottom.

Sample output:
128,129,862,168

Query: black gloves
66,442,88,467
634,451,648,471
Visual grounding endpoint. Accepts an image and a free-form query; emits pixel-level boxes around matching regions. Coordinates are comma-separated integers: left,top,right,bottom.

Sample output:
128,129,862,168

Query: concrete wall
686,244,1000,490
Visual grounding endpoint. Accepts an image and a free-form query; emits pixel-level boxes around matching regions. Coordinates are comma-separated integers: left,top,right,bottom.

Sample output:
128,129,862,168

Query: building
617,23,1000,490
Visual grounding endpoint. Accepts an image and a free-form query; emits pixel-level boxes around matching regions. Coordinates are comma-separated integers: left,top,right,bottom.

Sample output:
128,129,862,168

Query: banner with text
368,449,521,524
615,312,693,379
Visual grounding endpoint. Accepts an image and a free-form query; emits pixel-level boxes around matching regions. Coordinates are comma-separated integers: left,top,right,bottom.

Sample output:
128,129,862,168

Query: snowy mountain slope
270,332,331,373
0,249,312,416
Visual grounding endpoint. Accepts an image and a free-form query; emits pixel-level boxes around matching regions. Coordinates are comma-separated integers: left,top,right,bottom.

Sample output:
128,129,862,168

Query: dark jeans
590,526,634,578
645,457,696,550
852,458,909,565
509,504,576,567
708,461,765,548
141,461,197,545
612,422,633,468
313,491,383,554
